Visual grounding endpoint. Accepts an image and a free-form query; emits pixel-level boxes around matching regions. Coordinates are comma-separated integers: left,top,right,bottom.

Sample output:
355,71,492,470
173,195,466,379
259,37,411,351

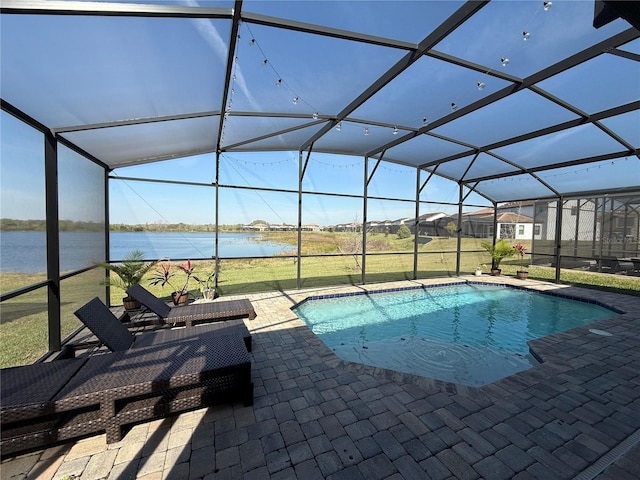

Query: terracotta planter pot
516,271,529,279
490,268,501,276
123,297,141,311
172,292,189,306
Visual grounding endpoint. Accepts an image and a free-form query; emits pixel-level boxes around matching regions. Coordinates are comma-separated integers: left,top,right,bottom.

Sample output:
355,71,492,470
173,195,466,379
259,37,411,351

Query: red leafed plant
149,260,195,295
176,260,195,295
513,243,527,272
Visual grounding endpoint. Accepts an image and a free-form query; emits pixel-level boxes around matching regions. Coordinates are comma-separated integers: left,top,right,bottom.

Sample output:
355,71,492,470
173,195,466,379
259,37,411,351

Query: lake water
0,231,294,273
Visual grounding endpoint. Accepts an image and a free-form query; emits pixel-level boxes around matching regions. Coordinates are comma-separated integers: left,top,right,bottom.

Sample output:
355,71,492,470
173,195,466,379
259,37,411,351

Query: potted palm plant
95,249,157,311
480,239,516,276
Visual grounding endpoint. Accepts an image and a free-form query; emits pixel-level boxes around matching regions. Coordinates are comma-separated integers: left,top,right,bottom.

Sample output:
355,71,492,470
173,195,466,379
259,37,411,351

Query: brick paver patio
2,276,639,479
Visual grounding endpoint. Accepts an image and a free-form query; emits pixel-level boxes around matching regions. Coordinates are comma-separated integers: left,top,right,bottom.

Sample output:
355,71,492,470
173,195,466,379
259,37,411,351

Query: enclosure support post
492,201,498,245
554,197,564,283
213,2,241,293
635,202,640,251
413,169,420,280
598,197,606,270
296,150,305,289
607,197,614,256
104,167,111,306
574,199,581,259
591,197,598,257
45,131,61,352
531,201,538,266
456,182,463,276
623,201,629,253
214,151,220,291
361,157,369,285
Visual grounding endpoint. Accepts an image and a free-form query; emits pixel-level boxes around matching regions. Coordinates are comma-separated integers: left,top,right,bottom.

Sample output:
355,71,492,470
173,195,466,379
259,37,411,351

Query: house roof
1,1,638,203
461,207,532,223
497,212,533,223
418,212,450,222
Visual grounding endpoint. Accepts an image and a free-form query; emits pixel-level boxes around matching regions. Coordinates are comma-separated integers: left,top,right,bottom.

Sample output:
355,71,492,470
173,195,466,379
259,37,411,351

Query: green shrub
397,225,411,239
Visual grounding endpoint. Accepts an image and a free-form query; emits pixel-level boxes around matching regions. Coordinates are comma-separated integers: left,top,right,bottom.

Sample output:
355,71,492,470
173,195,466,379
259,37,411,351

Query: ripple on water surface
333,335,538,387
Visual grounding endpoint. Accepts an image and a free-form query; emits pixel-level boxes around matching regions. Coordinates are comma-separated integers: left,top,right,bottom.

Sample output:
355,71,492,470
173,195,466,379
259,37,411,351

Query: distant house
366,220,385,232
364,212,457,237
417,212,456,236
387,217,413,234
334,222,362,232
268,223,296,231
301,224,321,232
244,222,270,232
244,222,321,232
459,206,533,239
366,217,417,235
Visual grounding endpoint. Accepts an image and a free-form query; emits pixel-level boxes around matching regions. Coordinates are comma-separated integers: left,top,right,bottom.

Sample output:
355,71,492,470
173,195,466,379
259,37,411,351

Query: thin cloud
183,0,261,110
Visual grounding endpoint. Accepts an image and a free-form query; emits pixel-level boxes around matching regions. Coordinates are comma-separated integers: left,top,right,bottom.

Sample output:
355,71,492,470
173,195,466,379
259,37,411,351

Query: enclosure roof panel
1,0,638,202
1,13,229,128
62,116,221,168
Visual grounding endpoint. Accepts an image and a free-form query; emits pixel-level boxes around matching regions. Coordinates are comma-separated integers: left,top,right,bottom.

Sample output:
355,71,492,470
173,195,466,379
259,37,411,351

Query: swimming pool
293,283,619,386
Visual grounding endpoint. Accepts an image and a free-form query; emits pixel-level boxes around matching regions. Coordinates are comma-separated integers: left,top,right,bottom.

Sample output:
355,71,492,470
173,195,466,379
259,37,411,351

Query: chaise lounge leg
102,399,122,444
106,424,122,444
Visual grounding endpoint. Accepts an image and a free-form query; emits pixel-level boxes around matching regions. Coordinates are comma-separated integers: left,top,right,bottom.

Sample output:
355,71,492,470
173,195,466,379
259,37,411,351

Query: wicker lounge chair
594,255,636,274
127,284,256,327
56,331,253,444
74,297,252,352
1,332,252,456
2,298,253,457
0,357,104,457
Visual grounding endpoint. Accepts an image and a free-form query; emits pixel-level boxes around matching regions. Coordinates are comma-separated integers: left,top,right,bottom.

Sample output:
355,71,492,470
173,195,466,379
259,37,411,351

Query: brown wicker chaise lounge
0,357,102,457
127,284,256,327
75,297,252,352
1,319,253,457
56,331,253,444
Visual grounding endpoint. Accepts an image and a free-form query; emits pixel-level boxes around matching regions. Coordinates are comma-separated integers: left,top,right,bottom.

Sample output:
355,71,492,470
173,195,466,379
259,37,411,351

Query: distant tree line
0,218,104,232
1,218,249,233
110,223,217,232
111,223,247,232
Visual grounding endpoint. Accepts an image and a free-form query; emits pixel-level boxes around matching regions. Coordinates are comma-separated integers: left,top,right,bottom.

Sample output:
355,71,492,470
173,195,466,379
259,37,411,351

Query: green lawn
1,233,638,367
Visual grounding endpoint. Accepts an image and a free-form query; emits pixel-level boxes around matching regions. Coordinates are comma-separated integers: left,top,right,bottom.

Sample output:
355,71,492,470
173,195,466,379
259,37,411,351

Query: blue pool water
293,283,619,386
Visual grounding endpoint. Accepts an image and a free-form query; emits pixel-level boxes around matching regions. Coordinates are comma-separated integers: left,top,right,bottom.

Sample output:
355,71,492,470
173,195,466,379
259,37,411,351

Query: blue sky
108,150,470,225
1,109,472,226
1,1,637,226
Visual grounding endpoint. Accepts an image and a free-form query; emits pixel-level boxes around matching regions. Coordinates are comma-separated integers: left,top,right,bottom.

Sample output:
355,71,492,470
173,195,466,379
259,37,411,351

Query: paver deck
2,276,639,479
